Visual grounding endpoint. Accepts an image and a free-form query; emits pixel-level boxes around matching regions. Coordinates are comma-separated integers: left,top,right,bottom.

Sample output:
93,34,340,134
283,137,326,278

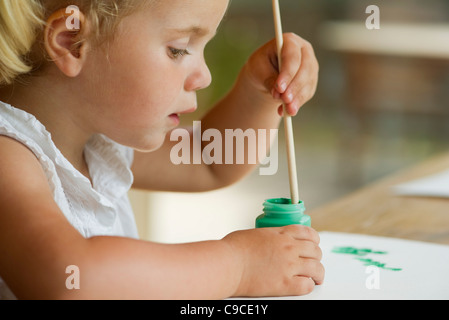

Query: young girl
0,0,323,299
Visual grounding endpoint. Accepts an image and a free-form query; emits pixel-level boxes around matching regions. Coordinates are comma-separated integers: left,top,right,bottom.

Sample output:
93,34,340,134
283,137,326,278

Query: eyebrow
166,26,216,38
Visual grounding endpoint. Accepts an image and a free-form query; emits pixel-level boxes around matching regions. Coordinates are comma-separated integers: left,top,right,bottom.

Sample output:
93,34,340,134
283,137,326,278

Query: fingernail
277,81,287,92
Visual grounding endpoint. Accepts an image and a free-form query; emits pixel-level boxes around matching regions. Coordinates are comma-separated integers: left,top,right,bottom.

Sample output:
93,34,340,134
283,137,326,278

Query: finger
282,62,316,105
286,276,315,296
277,104,286,117
296,240,323,261
297,258,325,285
281,52,318,114
275,33,303,94
284,84,316,116
271,87,282,100
284,40,318,94
277,105,282,116
277,101,303,117
280,224,321,244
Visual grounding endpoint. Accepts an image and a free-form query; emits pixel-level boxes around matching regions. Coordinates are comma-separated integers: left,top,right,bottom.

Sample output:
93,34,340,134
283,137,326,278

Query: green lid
255,198,311,228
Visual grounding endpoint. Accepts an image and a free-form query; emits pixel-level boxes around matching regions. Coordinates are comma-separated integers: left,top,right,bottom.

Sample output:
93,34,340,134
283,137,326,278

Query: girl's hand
223,225,324,297
244,33,319,117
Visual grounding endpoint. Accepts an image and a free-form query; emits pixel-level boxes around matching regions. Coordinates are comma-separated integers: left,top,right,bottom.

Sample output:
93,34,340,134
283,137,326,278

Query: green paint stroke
332,246,387,256
332,246,402,272
357,258,403,272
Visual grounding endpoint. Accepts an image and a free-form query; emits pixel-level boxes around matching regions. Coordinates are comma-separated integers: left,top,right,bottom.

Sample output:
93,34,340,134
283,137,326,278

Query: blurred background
130,0,449,243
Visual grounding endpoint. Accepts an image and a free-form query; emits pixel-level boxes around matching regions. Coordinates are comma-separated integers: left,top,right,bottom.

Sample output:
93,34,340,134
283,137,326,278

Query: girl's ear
44,8,89,77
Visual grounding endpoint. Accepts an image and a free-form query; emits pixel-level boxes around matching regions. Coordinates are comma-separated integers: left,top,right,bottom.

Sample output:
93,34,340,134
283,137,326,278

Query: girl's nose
185,57,212,92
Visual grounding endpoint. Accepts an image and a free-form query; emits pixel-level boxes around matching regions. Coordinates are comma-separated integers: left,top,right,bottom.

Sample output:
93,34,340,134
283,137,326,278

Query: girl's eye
169,47,191,59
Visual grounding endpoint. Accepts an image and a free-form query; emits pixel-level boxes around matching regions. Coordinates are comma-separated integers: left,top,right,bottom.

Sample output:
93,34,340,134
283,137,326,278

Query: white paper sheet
393,169,449,198
244,232,449,300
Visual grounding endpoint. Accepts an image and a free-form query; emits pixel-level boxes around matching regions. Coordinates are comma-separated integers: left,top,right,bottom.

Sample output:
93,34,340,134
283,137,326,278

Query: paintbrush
272,0,300,204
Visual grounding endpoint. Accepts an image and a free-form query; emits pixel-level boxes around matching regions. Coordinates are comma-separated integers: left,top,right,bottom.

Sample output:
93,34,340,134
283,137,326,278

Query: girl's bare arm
0,136,323,299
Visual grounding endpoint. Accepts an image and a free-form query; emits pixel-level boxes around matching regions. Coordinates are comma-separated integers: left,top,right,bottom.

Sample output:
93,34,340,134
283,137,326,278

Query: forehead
148,0,230,34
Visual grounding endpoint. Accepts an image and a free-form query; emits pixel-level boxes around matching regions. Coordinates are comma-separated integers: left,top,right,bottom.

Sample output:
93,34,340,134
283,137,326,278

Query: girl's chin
129,133,168,153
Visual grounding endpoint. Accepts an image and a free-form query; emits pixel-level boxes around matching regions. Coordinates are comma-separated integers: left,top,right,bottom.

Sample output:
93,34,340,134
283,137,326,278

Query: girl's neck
0,79,93,183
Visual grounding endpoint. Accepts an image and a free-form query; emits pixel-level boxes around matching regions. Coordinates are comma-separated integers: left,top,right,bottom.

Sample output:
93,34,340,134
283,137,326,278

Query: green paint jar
255,198,311,228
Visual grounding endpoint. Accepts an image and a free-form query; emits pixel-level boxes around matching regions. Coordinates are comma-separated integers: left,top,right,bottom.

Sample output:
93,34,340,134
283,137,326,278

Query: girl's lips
169,107,196,126
169,113,180,125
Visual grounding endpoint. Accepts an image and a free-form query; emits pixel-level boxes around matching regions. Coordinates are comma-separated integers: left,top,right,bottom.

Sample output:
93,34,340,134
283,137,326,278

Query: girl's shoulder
0,134,57,210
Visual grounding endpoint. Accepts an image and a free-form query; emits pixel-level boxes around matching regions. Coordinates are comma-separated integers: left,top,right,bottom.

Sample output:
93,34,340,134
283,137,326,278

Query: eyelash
169,47,191,59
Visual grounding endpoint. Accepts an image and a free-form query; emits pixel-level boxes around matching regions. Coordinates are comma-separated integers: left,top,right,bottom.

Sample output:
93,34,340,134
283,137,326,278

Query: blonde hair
0,0,44,84
0,0,149,85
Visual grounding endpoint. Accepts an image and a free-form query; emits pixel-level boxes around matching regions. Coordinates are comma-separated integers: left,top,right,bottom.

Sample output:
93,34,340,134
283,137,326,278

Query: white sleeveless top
0,101,139,299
